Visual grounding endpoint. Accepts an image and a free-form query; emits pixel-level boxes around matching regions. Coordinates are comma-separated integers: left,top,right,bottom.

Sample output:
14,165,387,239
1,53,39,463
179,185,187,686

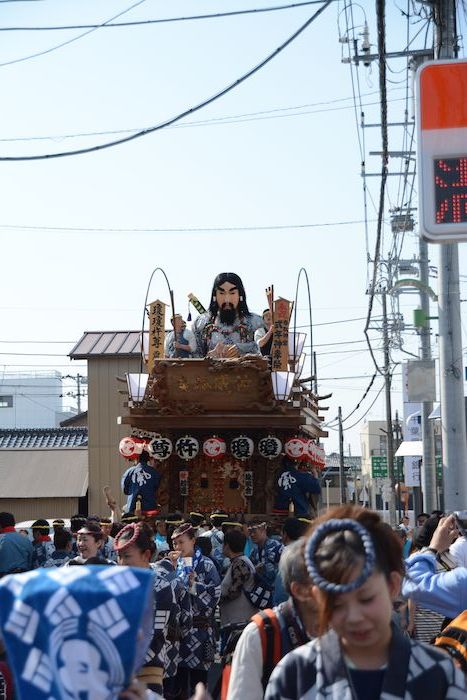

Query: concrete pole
382,292,397,525
338,406,347,504
419,238,437,510
435,0,467,510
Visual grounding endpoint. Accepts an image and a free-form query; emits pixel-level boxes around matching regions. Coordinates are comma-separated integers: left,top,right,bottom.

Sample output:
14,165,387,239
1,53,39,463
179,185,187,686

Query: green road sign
371,456,404,480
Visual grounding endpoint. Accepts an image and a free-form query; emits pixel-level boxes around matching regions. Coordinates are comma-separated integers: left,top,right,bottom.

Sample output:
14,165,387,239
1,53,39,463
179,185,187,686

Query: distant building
0,372,77,429
322,453,362,507
69,332,143,515
0,427,88,520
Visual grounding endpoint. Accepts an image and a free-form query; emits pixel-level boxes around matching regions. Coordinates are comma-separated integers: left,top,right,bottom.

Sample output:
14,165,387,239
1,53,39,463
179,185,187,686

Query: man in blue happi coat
273,457,321,518
121,448,161,514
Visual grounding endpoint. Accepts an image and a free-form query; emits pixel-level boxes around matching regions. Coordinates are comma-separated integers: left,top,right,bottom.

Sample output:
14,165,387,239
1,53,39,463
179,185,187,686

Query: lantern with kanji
284,437,307,461
119,437,141,459
148,435,173,461
203,436,226,460
258,435,282,460
230,435,254,461
175,436,199,461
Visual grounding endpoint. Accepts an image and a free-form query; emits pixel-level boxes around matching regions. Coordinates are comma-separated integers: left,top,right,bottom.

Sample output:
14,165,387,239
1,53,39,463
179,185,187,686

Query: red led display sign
417,60,467,241
435,157,467,224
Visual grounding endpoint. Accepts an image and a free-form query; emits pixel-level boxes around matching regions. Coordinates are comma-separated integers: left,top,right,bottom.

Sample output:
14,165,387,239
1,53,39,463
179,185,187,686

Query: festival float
119,269,329,518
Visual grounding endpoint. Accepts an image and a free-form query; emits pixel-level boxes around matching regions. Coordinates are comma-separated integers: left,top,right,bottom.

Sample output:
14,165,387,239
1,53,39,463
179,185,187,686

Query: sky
1,0,467,454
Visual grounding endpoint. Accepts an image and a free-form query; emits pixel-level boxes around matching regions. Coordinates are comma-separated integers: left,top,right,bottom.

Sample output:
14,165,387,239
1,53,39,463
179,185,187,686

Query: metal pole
419,236,437,510
313,351,318,394
382,293,396,524
435,0,467,511
338,406,347,504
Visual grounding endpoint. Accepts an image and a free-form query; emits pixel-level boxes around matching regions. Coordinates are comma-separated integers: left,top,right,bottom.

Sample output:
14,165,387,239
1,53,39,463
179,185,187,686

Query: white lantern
175,436,199,461
148,436,173,461
230,435,254,461
258,435,282,460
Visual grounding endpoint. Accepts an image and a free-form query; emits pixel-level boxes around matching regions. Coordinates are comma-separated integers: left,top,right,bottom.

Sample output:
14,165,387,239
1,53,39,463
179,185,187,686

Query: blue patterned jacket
179,554,221,670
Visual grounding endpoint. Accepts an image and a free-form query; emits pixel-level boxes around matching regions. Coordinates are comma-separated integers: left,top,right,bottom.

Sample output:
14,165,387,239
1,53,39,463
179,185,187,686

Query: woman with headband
114,522,192,699
265,506,465,700
167,522,221,697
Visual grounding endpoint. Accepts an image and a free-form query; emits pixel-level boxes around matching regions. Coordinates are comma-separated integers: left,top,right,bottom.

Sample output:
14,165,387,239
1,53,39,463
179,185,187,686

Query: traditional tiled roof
325,454,362,469
0,428,88,449
69,331,149,359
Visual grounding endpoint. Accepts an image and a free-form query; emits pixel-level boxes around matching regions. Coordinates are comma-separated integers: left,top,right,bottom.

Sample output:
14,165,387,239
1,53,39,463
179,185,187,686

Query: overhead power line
0,217,374,233
0,1,334,31
0,0,149,69
0,1,333,161
0,88,405,144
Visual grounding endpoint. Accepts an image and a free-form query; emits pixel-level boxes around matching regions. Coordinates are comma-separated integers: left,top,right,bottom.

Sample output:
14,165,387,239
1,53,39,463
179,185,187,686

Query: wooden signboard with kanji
147,299,166,372
271,297,291,371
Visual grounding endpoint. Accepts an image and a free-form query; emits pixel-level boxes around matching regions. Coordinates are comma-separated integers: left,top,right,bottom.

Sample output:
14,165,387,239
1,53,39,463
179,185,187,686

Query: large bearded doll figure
194,272,263,357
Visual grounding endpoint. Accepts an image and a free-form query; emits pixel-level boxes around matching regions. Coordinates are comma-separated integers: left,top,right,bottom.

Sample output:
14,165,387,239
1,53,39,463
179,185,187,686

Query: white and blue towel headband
305,518,376,594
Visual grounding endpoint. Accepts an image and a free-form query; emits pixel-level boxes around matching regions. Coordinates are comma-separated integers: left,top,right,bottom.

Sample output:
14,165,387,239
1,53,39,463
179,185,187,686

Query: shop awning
395,441,423,457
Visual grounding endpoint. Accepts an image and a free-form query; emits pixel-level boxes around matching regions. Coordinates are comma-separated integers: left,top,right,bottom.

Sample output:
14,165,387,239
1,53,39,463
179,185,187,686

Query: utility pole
382,292,396,524
76,373,83,414
418,236,437,510
434,0,467,511
338,406,347,504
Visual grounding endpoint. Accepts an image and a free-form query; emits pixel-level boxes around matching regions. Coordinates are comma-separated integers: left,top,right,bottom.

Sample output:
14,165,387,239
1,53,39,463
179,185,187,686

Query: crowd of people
0,505,467,699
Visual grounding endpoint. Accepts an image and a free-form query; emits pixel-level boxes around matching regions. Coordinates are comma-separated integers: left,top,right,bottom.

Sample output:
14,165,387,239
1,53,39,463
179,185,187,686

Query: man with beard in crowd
193,272,263,358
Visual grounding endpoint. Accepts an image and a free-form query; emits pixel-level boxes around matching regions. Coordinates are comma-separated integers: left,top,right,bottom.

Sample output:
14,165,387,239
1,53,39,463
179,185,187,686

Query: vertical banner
271,298,291,371
147,299,166,372
402,362,422,487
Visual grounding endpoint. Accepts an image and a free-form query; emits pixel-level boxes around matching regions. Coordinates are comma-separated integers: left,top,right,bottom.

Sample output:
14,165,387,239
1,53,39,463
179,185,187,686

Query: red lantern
284,437,307,461
119,437,139,459
306,439,326,468
203,436,226,460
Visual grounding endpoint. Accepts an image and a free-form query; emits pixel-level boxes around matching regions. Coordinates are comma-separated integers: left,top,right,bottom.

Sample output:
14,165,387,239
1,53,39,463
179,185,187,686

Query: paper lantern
148,436,173,461
119,437,138,459
175,436,199,461
203,436,226,460
230,435,254,461
258,435,282,460
306,439,326,467
284,437,307,461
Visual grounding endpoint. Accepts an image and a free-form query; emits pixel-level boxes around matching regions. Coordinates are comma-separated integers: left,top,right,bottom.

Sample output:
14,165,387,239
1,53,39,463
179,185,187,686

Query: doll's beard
219,307,237,325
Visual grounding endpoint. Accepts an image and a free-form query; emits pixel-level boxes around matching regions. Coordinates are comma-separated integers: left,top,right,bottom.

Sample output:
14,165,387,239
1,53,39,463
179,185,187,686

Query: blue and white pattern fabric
32,540,55,569
247,537,283,610
99,538,117,563
121,461,162,513
43,550,73,568
146,561,192,679
177,553,221,671
265,623,466,700
0,565,154,700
